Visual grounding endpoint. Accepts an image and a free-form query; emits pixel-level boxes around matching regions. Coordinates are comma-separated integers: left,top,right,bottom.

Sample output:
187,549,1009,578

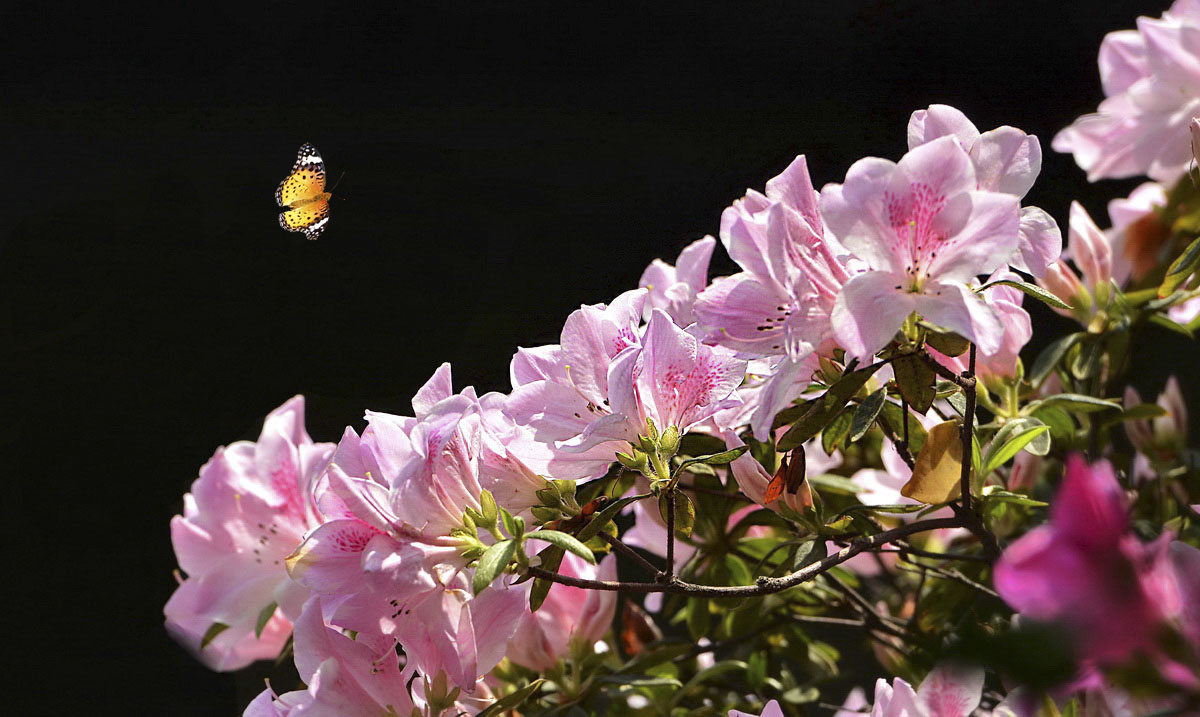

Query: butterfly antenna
330,170,347,193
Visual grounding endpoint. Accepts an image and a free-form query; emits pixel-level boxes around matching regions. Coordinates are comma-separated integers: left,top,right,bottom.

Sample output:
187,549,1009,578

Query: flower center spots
269,459,306,519
332,526,372,554
612,327,638,355
885,182,948,287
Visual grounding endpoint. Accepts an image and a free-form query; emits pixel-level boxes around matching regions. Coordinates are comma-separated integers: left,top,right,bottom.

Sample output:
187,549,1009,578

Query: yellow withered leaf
900,420,964,504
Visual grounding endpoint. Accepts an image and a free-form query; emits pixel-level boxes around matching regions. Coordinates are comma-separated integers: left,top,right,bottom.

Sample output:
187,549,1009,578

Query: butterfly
276,143,331,240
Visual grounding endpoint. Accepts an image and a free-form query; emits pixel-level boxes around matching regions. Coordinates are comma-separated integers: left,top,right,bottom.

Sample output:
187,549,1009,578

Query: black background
4,1,1185,713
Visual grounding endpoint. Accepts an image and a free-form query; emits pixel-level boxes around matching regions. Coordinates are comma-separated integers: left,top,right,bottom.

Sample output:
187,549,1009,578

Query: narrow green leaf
807,473,859,495
525,530,596,564
687,598,711,640
476,679,546,717
1029,333,1082,387
1147,313,1195,337
981,486,1049,507
1159,234,1200,298
892,354,936,413
983,425,1051,475
1025,393,1121,414
200,622,230,649
1104,403,1169,427
980,278,1071,309
473,539,517,594
254,602,277,639
778,363,883,450
676,445,748,472
575,494,646,543
529,546,564,611
849,388,888,442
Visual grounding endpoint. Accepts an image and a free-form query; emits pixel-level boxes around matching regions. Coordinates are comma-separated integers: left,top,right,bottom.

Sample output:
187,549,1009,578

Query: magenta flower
1055,1,1200,183
639,236,717,326
505,552,617,671
822,136,1022,360
994,454,1181,666
165,396,334,671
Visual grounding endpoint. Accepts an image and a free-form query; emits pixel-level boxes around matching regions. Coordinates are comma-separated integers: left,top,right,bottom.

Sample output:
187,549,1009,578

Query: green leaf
1025,393,1121,414
807,473,859,495
1159,234,1200,297
676,445,748,472
892,354,936,413
1147,312,1195,337
529,546,564,611
924,327,971,356
1069,339,1103,380
525,530,596,564
849,388,888,442
980,278,1071,309
1029,333,1082,387
686,598,711,640
658,491,696,539
778,363,883,450
473,539,517,594
200,622,230,649
981,486,1048,507
983,424,1051,475
821,409,854,454
1104,403,1169,427
476,679,546,717
878,401,927,454
576,494,647,543
254,602,277,639
793,539,827,570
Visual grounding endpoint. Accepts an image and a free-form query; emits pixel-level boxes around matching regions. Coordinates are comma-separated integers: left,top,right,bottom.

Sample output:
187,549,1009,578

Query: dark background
3,1,1185,713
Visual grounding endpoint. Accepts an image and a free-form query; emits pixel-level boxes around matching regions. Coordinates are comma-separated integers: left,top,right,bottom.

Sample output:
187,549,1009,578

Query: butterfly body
276,143,331,240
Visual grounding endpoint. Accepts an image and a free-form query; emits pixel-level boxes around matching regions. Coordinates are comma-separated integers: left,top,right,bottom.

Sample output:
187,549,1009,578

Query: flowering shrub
167,4,1200,714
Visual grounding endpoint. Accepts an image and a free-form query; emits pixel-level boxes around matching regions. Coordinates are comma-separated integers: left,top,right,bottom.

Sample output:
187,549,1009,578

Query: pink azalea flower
1107,181,1168,284
907,104,1061,278
994,455,1182,667
1038,203,1121,325
729,699,785,717
822,135,1022,360
286,366,529,690
569,309,747,449
833,662,984,717
243,598,414,717
1124,376,1188,478
694,155,856,436
505,552,618,671
639,236,717,325
1054,1,1200,183
504,289,653,479
165,396,335,671
931,271,1032,380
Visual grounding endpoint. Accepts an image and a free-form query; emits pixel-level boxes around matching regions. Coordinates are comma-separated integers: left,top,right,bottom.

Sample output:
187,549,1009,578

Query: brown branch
524,516,966,597
959,343,977,514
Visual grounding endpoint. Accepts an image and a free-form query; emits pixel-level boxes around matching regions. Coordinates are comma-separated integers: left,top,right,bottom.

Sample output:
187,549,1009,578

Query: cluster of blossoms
168,4,1200,715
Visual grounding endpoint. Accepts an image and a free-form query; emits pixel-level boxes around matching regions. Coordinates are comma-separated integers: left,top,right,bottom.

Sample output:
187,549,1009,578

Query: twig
525,516,965,597
959,343,977,514
597,532,661,576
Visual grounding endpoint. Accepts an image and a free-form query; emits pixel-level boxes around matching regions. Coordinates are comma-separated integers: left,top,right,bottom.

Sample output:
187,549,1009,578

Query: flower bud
1068,201,1112,293
1040,260,1087,318
617,450,650,472
658,424,681,458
